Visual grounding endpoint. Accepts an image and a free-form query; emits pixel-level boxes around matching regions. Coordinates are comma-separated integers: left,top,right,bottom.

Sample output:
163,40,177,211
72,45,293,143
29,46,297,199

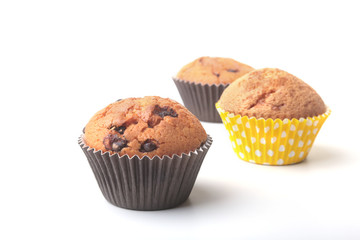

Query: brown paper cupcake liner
78,135,213,210
173,77,228,123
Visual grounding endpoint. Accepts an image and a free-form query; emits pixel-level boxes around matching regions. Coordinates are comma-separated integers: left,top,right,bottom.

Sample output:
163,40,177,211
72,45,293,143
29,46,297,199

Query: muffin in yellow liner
216,103,330,165
216,68,331,165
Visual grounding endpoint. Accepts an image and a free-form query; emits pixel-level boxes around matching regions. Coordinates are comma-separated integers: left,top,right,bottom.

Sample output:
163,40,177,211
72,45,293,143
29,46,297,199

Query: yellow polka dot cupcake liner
216,103,331,165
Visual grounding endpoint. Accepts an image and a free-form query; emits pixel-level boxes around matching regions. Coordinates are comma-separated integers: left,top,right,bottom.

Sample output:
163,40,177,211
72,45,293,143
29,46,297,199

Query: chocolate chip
103,134,116,150
227,69,238,73
103,134,127,152
116,99,122,102
117,126,126,134
213,72,220,77
153,105,178,118
82,127,85,133
110,125,126,134
140,139,158,152
112,139,128,152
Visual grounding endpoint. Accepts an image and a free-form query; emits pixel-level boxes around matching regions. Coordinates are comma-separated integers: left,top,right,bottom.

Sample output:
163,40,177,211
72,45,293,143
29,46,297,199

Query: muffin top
84,96,207,158
176,56,254,85
218,68,326,119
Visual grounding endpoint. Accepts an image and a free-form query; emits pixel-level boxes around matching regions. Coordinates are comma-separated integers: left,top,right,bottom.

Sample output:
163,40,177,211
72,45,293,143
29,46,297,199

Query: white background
1,0,360,239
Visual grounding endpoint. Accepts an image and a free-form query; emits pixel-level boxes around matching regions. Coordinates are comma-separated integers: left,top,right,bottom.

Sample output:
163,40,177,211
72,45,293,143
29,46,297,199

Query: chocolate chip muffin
176,56,254,85
173,56,254,122
79,96,213,210
84,96,207,158
218,68,326,119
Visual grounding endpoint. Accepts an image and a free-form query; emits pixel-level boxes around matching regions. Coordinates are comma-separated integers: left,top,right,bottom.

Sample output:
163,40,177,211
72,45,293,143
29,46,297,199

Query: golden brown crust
84,96,207,158
176,56,254,84
218,68,327,119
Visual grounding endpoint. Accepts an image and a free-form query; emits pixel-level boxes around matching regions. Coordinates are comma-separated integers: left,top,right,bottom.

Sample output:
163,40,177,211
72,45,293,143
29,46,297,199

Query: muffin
79,96,212,210
216,68,330,165
173,56,254,122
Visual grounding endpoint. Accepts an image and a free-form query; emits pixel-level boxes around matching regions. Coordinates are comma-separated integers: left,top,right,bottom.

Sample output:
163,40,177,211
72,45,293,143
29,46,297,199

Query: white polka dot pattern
267,150,274,157
264,127,270,133
216,104,331,166
255,150,262,157
279,145,285,152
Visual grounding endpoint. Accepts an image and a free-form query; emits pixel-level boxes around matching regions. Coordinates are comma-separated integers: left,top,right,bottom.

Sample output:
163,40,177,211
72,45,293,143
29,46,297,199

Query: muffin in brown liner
173,57,254,123
78,135,212,211
173,78,227,122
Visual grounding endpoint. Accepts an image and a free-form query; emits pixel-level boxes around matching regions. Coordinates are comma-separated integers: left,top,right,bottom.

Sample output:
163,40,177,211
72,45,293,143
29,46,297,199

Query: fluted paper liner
78,135,212,210
216,103,330,165
173,77,228,123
